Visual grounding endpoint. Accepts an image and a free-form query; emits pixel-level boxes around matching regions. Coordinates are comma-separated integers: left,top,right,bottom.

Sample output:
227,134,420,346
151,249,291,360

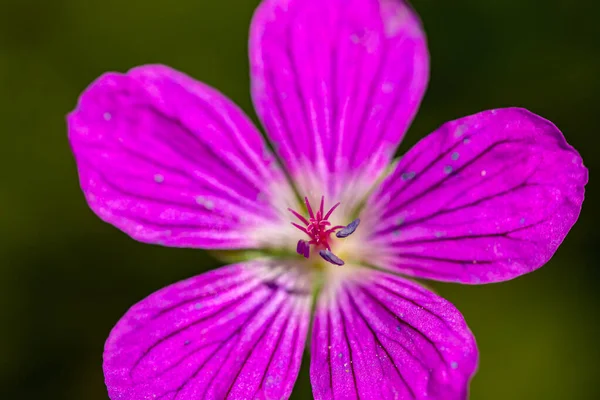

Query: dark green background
1,0,598,398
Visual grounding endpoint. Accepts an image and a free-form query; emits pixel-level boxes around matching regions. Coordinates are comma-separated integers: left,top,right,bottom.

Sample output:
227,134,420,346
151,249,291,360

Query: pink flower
67,0,587,399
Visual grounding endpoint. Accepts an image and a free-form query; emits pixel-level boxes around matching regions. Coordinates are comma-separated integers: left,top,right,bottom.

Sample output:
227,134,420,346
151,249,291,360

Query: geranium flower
67,0,587,398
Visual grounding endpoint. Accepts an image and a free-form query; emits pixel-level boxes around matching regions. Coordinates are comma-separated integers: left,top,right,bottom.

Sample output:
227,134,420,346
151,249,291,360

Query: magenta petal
104,261,312,400
250,0,429,198
364,108,587,283
68,65,293,249
310,269,477,399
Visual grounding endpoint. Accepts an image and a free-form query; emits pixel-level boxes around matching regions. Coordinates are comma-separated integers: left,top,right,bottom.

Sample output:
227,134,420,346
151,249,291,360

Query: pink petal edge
363,108,587,284
104,261,312,400
310,267,478,399
68,64,294,249
249,0,429,200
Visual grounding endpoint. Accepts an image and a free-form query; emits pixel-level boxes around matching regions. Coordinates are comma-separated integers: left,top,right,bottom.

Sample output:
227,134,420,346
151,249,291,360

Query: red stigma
288,196,343,251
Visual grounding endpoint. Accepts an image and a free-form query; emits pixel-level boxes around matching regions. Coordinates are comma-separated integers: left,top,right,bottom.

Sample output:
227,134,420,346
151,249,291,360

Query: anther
296,240,310,258
319,249,345,266
335,219,360,238
288,195,360,266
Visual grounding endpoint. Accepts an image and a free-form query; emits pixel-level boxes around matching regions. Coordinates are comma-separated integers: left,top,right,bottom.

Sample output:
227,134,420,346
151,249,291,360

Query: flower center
288,196,360,266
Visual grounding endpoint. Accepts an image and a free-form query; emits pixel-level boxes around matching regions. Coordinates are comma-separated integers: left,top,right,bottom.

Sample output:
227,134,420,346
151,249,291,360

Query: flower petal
250,0,428,204
310,268,477,399
68,65,297,249
104,260,312,400
362,108,587,283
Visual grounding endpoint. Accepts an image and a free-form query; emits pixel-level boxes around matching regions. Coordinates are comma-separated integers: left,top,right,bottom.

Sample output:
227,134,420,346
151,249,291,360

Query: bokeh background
1,0,598,398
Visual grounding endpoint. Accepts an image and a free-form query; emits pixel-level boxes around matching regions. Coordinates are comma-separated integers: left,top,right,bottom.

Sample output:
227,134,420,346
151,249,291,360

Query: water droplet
519,217,525,224
401,171,416,181
194,302,202,310
381,82,394,93
451,361,459,369
451,152,460,161
454,125,466,138
444,165,453,174
154,174,164,183
196,196,215,210
103,112,112,121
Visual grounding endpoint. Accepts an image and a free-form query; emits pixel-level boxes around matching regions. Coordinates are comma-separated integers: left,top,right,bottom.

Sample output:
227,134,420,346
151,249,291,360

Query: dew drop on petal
444,165,453,174
454,125,466,138
381,82,394,93
401,171,416,181
103,112,112,121
195,196,215,210
451,152,460,161
154,174,164,183
451,361,459,369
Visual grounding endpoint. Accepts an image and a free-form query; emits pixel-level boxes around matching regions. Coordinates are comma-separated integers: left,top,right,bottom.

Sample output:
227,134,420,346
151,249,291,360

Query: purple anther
319,249,345,266
335,218,360,238
296,240,310,258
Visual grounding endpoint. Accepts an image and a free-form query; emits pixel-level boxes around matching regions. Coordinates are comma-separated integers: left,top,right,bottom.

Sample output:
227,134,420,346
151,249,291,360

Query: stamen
291,222,308,234
336,219,361,238
319,249,345,266
324,202,341,220
288,208,309,225
288,196,359,265
319,196,325,217
304,197,315,219
325,225,344,235
297,240,310,258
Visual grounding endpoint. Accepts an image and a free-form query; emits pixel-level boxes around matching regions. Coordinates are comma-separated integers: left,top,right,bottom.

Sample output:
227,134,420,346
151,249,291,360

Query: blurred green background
1,0,598,398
